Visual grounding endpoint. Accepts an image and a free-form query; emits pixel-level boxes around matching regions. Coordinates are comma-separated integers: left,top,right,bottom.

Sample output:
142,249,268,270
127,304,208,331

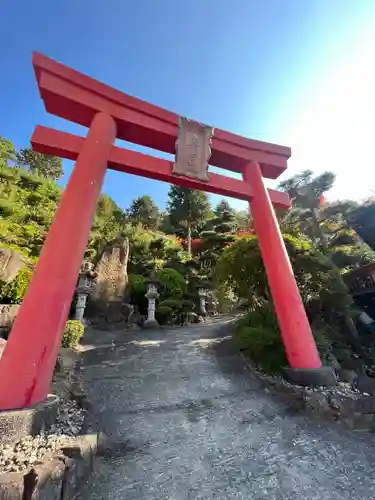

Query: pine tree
128,195,160,229
167,186,211,255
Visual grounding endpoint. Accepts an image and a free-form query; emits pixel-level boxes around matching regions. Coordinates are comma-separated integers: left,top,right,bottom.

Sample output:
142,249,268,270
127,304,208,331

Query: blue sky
1,0,375,211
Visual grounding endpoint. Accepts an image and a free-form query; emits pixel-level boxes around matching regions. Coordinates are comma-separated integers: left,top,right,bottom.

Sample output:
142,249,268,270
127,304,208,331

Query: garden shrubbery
62,320,85,348
235,304,332,374
156,268,186,299
218,234,350,373
0,266,32,304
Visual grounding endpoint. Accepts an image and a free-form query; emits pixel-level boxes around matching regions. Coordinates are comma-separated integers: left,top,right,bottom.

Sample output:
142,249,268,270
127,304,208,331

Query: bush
62,320,84,348
155,305,173,325
128,274,148,314
235,303,332,374
0,267,32,304
235,304,286,374
156,268,186,300
157,298,195,325
216,234,352,320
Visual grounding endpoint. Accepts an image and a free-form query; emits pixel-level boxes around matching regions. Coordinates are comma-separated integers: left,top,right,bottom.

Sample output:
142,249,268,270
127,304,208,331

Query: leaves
15,148,63,180
128,195,160,229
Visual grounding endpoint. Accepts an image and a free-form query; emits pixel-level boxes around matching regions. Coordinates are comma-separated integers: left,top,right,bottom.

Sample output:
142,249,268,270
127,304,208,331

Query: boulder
0,247,24,284
338,369,358,386
0,304,21,330
90,237,129,305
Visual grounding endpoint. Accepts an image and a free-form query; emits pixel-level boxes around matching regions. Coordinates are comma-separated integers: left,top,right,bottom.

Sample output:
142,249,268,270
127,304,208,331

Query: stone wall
0,435,97,500
242,356,375,431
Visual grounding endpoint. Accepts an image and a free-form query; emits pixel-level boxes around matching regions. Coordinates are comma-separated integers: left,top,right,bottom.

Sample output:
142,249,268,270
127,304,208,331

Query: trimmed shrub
62,320,85,348
235,303,332,374
235,304,286,374
128,274,148,314
157,299,195,325
0,267,32,304
156,268,186,300
155,305,173,325
216,234,352,320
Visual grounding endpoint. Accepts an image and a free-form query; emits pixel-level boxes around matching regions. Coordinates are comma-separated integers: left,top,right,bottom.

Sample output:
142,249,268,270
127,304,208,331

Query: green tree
347,200,375,253
278,170,374,271
88,194,128,259
16,148,63,180
198,201,238,284
167,186,211,255
128,195,160,229
216,234,362,350
0,137,16,168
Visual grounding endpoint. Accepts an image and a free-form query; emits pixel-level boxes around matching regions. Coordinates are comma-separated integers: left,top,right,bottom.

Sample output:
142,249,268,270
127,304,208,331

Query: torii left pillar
0,112,116,410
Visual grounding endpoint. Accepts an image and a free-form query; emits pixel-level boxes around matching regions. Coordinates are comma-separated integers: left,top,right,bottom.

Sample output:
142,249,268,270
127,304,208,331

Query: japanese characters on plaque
173,117,214,182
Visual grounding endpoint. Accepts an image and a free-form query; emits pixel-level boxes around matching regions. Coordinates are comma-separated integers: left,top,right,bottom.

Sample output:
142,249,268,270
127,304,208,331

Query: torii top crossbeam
31,52,291,209
32,52,291,179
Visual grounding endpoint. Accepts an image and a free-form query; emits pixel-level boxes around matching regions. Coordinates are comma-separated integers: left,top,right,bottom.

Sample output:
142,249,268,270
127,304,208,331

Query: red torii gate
0,53,325,410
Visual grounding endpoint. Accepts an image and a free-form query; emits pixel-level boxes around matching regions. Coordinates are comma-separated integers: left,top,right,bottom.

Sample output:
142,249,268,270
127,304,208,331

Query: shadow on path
77,319,375,500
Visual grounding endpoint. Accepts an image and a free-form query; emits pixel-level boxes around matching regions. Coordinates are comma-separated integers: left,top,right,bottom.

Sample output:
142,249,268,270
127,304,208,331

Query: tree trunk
187,222,192,256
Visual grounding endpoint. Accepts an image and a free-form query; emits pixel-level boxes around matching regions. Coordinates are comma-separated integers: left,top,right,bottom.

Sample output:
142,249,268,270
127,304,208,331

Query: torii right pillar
243,161,336,386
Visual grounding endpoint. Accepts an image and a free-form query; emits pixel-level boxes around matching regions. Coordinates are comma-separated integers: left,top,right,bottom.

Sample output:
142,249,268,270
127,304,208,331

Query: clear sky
1,0,375,211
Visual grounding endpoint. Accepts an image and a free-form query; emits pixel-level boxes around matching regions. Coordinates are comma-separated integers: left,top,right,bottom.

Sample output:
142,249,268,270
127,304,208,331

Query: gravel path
77,319,375,499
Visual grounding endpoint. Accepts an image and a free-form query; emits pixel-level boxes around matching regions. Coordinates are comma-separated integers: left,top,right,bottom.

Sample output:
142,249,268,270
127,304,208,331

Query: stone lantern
197,287,207,316
144,270,160,329
74,262,96,323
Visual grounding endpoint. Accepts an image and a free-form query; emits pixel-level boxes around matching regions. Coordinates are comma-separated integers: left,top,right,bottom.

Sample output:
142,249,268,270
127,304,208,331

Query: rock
303,391,330,412
91,236,129,304
0,247,24,283
0,472,24,499
356,374,375,395
338,369,358,386
0,305,21,332
326,353,341,371
30,457,65,499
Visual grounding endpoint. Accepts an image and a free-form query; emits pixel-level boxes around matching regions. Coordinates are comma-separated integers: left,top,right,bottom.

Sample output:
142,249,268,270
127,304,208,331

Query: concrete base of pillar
283,366,337,387
0,394,59,445
143,319,159,329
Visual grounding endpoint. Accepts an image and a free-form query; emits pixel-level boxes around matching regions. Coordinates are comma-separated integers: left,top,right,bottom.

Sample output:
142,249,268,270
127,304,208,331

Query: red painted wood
0,113,117,409
31,126,292,210
243,162,322,369
32,52,290,179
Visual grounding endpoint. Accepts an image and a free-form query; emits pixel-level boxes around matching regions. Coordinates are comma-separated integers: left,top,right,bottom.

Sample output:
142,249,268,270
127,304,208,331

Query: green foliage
0,164,61,256
235,304,332,374
128,195,160,229
62,320,85,348
88,194,128,259
167,186,211,254
216,234,351,320
348,201,375,253
235,304,287,373
128,274,148,313
277,170,374,270
127,227,185,275
16,148,63,180
0,137,16,168
155,305,173,325
215,285,237,313
156,268,186,299
0,267,33,304
157,299,195,325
